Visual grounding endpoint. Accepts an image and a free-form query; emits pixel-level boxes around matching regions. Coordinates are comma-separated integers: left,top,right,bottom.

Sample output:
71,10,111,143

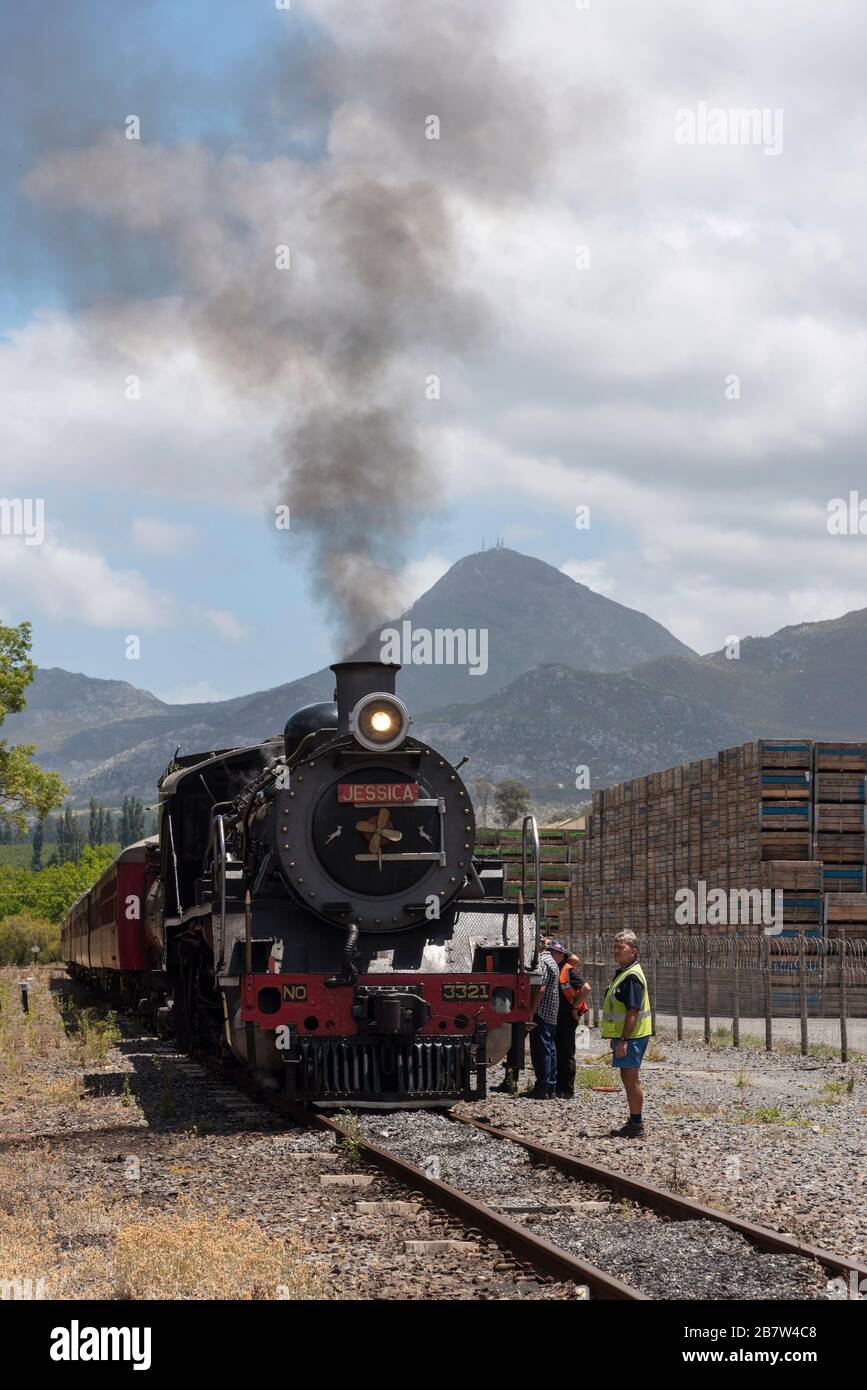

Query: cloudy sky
3,1,867,703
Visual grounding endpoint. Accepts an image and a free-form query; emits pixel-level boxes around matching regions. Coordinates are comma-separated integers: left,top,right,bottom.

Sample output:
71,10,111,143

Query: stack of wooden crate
567,738,867,1013
813,744,867,895
474,825,584,934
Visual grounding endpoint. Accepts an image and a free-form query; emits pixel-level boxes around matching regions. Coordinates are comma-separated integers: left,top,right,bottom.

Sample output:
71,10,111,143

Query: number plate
337,782,419,803
442,982,490,1001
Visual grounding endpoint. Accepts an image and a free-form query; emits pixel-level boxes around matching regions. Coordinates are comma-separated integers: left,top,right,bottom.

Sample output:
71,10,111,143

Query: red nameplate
337,783,419,803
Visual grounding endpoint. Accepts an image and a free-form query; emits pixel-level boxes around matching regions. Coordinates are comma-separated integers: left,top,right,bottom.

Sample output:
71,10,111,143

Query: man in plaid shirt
526,945,560,1099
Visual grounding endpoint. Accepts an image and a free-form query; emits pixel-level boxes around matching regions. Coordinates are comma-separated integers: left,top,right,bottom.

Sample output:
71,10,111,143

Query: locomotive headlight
350,692,411,752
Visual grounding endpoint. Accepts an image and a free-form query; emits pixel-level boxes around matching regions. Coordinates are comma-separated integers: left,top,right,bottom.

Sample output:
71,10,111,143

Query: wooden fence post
702,932,711,1044
732,933,740,1049
763,932,773,1053
839,927,848,1065
675,932,684,1042
648,934,657,1036
593,930,603,1029
798,932,809,1057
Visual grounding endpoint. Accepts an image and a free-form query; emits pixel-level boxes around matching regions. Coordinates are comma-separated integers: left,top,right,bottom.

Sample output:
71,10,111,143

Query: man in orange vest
548,942,591,1099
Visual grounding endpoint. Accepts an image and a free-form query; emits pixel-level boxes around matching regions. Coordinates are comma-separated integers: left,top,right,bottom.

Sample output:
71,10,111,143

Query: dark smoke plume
21,1,553,646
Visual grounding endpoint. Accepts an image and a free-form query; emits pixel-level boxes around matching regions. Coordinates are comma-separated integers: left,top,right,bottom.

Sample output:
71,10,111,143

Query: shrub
0,912,62,965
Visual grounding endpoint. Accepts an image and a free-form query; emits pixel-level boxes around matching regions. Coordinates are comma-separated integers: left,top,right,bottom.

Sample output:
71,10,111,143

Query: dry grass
577,1063,618,1090
0,969,121,1131
0,970,333,1301
0,1145,117,1299
113,1202,328,1300
662,1102,725,1120
0,1147,329,1301
60,1000,122,1066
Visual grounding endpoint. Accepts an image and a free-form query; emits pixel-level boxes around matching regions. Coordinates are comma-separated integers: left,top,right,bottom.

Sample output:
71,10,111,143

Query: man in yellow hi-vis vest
601,929,653,1139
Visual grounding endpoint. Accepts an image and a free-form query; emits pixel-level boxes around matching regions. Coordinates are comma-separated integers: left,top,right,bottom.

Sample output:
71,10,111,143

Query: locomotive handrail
521,814,542,969
210,813,227,969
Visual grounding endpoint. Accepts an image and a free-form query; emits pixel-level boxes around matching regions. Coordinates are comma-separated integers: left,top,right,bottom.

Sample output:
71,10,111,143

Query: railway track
196,1054,642,1299
449,1112,867,1293
342,1103,867,1300
197,1054,867,1300
23,973,865,1301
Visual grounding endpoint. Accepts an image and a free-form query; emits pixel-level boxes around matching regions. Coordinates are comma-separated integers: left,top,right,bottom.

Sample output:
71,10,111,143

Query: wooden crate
825,894,867,924
814,742,867,772
762,860,823,891
816,833,867,863
823,866,867,893
815,804,866,833
760,740,812,769
760,802,811,832
815,773,866,803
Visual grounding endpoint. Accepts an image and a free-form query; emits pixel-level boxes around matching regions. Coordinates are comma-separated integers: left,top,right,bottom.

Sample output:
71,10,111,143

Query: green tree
31,813,44,871
494,778,531,828
55,805,85,865
0,844,116,924
0,620,66,835
119,796,145,847
88,797,99,846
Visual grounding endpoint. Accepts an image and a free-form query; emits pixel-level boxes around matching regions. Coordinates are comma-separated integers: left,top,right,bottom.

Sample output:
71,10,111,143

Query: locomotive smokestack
331,661,400,734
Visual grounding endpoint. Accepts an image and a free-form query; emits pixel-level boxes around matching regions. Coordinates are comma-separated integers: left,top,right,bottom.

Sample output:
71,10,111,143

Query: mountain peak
9,544,696,802
350,543,693,709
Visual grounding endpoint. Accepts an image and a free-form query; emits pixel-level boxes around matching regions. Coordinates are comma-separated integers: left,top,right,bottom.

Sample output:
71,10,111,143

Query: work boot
608,1121,646,1139
525,1086,552,1100
555,1089,574,1099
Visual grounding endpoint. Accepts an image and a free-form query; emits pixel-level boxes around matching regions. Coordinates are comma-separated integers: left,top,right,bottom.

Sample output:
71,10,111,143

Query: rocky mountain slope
415,663,753,799
9,548,867,804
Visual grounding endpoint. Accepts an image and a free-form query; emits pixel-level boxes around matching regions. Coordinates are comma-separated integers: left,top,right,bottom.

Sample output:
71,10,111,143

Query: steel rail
450,1112,867,1284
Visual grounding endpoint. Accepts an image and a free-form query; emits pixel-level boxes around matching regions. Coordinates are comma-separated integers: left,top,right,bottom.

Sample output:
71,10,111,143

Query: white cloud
0,304,277,506
131,517,201,555
398,554,452,612
0,537,177,629
0,536,251,649
192,607,250,642
560,560,617,597
8,0,867,658
158,680,228,705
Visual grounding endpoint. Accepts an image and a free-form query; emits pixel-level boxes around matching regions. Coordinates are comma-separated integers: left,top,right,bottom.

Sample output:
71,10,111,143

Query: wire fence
566,930,867,1059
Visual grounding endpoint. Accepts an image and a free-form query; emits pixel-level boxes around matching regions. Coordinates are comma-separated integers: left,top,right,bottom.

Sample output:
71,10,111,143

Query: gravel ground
355,1108,833,1300
0,972,583,1301
4,973,861,1301
453,1026,867,1269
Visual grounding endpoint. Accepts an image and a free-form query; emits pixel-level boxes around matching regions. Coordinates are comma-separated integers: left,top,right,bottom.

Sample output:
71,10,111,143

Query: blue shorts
610,1037,649,1069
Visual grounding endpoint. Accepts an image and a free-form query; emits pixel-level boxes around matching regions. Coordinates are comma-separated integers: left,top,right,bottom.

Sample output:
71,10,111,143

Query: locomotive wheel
172,952,196,1052
172,941,221,1055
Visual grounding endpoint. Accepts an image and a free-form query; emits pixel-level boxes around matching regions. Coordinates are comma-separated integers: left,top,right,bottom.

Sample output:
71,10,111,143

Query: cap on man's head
548,941,567,954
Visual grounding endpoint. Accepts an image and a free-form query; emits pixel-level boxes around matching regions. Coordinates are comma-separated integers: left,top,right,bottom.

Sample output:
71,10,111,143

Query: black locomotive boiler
68,660,544,1104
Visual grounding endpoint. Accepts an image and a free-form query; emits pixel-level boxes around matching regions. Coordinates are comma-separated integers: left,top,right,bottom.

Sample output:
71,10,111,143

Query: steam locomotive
62,661,543,1104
